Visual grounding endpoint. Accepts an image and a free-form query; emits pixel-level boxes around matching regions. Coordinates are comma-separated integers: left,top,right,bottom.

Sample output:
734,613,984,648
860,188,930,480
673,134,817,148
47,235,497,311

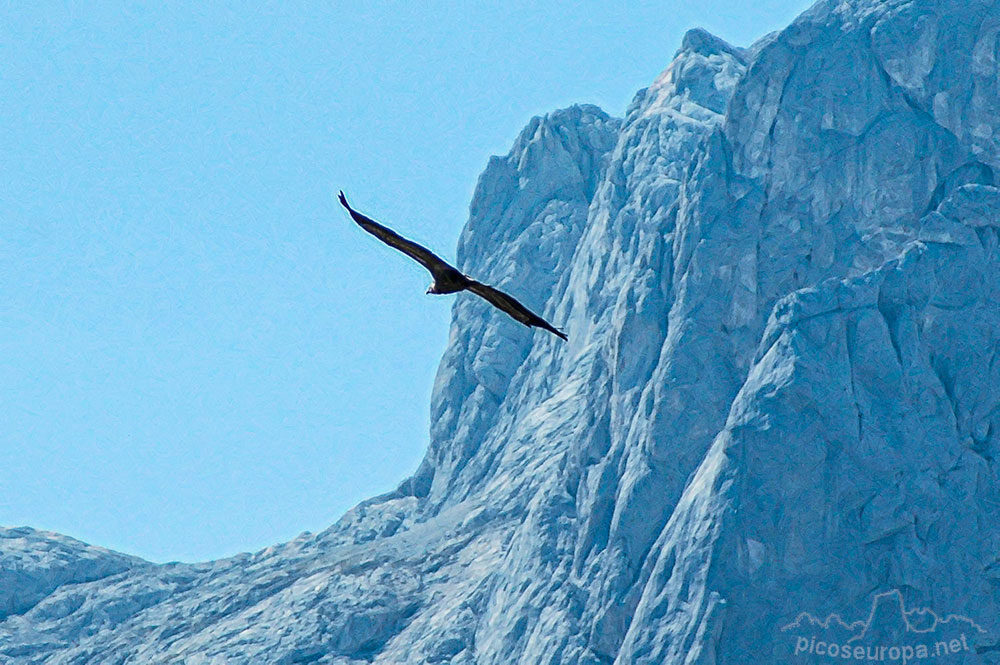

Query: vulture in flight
338,191,567,341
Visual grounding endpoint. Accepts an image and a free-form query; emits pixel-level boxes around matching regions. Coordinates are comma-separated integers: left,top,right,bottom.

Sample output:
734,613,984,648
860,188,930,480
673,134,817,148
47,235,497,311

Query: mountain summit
3,0,999,662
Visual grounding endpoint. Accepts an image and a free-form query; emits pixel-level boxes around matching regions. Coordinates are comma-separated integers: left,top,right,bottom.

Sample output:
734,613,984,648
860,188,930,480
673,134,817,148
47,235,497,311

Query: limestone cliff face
3,1,999,663
0,527,145,621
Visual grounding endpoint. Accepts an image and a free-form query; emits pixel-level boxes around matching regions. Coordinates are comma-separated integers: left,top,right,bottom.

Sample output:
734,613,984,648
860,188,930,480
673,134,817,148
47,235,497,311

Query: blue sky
1,1,812,563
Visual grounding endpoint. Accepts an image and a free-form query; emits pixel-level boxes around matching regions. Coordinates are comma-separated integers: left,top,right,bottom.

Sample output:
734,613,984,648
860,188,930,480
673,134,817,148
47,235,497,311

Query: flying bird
338,191,567,341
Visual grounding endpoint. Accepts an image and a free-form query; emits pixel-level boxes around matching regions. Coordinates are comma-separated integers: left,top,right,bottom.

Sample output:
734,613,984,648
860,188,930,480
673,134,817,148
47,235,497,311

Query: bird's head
426,283,438,295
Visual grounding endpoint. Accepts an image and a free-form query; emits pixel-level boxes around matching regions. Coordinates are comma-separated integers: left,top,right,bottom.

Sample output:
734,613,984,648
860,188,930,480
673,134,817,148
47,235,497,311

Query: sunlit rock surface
3,0,999,662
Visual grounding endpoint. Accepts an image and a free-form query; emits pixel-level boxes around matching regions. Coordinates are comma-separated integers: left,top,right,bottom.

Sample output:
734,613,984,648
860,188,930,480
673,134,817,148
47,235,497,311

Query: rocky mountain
3,0,999,662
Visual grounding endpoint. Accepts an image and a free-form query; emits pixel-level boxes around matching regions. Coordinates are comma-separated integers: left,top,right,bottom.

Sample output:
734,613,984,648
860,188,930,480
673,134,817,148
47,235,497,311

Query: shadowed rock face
3,1,1000,663
0,528,146,621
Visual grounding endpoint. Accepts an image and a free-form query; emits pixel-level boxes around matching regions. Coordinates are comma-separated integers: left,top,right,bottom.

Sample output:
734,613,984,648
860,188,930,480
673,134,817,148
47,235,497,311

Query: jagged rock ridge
2,0,999,662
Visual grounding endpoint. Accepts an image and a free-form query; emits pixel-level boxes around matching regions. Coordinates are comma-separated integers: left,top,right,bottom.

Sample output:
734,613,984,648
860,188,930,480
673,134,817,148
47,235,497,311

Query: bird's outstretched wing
338,191,456,278
466,281,567,341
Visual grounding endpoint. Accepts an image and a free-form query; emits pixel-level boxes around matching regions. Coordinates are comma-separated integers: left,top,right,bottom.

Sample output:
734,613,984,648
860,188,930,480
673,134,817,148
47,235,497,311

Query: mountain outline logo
780,590,988,663
782,590,987,639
